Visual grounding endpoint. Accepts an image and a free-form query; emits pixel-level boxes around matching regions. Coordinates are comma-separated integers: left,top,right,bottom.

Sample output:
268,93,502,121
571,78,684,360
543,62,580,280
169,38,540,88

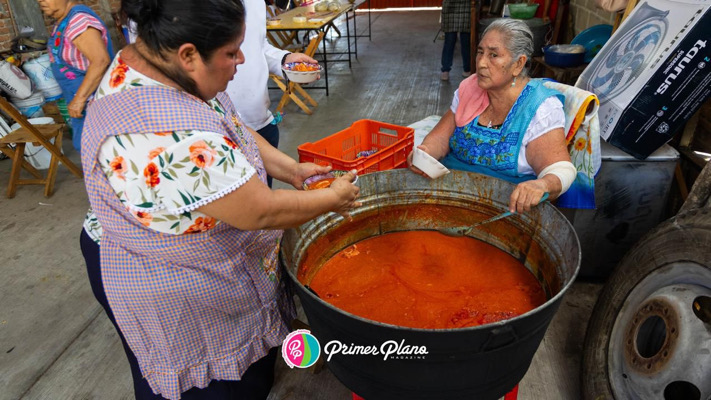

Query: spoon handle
470,192,549,228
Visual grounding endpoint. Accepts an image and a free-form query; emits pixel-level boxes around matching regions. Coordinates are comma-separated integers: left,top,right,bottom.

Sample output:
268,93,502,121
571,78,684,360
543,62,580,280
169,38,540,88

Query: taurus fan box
576,0,711,160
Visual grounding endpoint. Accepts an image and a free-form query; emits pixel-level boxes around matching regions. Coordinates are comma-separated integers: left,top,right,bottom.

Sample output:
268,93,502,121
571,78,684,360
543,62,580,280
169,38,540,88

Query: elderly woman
40,0,113,151
79,0,360,399
411,19,576,213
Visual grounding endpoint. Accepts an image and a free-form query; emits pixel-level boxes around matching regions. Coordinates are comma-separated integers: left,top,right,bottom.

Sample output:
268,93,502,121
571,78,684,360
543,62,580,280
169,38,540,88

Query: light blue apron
442,79,564,183
49,5,114,152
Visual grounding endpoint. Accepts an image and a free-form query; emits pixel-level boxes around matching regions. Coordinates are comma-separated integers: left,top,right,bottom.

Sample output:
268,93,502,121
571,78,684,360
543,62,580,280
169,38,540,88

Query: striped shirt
49,13,109,71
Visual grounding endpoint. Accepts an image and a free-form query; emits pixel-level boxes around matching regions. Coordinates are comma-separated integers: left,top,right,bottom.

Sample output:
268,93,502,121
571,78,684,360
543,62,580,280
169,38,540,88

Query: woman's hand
509,179,549,213
407,145,432,179
67,96,87,118
290,162,332,189
329,171,361,220
284,52,317,65
284,53,320,80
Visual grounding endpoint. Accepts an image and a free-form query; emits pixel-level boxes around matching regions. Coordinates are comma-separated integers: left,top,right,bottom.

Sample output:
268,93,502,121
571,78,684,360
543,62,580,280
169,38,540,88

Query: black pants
256,123,279,188
80,229,278,399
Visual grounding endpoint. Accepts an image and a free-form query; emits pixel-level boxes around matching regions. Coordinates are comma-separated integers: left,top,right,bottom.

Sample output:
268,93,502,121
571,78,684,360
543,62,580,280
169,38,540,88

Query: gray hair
482,19,534,77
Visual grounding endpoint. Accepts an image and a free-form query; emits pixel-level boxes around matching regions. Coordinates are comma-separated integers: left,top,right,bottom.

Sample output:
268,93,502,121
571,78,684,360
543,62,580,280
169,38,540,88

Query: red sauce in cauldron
309,231,546,329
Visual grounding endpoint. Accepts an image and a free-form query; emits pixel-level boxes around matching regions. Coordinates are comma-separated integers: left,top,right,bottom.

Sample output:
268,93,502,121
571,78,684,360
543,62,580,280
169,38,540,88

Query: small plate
282,62,322,84
303,170,357,190
412,147,450,179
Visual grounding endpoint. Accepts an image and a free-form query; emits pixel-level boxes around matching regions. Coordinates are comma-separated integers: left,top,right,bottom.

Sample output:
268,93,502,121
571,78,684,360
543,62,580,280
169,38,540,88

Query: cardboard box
576,0,711,159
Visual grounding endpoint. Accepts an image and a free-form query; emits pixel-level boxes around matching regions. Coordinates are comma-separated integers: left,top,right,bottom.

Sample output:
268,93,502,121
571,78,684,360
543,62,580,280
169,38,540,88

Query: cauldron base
352,384,519,400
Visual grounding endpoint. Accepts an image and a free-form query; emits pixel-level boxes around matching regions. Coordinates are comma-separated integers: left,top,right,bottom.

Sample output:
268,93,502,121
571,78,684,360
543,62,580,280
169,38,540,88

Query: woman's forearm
198,175,357,231
250,187,341,230
73,60,108,103
422,110,456,159
71,28,111,105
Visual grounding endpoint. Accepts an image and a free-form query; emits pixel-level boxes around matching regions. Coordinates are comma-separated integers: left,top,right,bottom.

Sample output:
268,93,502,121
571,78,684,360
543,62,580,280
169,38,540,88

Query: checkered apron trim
82,86,293,400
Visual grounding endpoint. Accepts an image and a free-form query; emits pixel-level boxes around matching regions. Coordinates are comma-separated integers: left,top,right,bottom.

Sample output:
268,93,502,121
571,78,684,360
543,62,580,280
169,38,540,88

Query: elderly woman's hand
329,171,361,220
510,179,549,213
291,162,332,189
67,96,87,118
407,145,432,179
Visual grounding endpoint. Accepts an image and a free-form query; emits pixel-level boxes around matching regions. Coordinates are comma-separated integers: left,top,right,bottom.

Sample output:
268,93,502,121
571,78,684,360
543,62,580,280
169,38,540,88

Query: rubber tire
581,208,711,400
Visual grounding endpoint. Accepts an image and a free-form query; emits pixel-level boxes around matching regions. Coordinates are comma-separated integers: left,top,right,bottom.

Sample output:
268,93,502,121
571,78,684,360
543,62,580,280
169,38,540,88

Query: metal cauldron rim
282,169,582,333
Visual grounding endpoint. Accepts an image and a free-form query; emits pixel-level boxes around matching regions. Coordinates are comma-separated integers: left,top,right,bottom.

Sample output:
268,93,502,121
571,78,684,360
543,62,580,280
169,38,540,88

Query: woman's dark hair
123,0,245,60
121,0,245,96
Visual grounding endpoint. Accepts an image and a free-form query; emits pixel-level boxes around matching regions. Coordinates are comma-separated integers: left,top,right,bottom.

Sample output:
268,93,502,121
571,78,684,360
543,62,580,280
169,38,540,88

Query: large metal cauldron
280,170,580,400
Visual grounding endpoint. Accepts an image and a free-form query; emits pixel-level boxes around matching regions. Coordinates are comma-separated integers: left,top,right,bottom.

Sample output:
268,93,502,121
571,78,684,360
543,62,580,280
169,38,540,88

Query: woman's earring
511,76,517,87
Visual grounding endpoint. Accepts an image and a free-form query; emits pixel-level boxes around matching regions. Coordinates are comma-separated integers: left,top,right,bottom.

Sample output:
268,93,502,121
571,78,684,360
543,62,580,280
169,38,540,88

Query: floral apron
82,86,292,399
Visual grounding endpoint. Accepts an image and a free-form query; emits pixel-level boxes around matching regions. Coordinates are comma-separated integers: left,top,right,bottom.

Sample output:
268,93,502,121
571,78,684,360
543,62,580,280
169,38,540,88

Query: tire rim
608,262,711,400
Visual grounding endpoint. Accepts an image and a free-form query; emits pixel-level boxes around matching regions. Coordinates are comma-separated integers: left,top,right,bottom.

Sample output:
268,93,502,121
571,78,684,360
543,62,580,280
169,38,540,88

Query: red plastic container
297,120,414,174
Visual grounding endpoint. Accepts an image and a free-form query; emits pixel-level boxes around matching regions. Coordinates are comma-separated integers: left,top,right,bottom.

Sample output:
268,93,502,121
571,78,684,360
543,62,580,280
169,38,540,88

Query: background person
439,0,471,81
40,0,113,151
413,18,576,212
80,0,360,398
226,0,317,187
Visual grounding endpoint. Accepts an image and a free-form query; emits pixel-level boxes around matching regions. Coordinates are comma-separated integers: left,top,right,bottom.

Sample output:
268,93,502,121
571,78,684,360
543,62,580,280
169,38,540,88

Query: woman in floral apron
41,0,114,151
80,0,359,399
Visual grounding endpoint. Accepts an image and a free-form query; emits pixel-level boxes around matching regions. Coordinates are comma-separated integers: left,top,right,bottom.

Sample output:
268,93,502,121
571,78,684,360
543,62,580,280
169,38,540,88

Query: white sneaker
462,71,472,78
440,71,449,81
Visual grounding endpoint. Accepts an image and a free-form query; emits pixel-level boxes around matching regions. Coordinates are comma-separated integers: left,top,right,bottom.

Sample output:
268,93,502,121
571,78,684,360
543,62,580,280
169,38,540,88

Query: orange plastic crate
297,120,414,174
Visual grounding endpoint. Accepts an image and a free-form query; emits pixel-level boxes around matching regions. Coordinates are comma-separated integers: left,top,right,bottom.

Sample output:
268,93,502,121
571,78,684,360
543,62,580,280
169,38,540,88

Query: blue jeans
257,123,280,188
70,116,84,151
441,32,471,73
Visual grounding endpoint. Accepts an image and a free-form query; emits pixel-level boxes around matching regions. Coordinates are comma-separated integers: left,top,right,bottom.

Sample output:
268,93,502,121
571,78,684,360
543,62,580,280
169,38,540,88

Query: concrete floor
0,10,604,400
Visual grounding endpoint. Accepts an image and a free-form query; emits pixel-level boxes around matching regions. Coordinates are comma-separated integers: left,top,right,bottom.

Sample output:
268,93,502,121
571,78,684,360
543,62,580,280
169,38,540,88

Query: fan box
576,0,711,160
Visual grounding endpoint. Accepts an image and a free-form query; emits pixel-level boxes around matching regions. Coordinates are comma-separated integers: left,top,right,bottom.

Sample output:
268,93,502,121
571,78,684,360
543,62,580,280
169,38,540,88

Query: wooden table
268,0,369,95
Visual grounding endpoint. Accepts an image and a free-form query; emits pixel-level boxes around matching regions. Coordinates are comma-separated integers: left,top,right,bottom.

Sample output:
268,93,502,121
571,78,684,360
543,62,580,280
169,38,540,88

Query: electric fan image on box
584,2,669,101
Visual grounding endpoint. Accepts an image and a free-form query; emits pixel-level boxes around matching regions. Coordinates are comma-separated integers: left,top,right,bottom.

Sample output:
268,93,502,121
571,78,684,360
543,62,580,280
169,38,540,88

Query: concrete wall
0,0,122,53
570,0,618,36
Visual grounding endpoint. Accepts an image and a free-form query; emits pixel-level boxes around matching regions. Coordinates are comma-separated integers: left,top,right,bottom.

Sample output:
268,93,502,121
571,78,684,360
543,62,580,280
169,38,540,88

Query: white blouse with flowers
83,52,256,243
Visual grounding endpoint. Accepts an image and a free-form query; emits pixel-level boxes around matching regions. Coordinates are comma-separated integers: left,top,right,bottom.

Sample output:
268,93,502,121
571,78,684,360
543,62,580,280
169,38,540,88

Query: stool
0,96,82,198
